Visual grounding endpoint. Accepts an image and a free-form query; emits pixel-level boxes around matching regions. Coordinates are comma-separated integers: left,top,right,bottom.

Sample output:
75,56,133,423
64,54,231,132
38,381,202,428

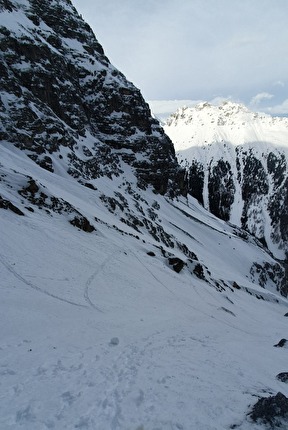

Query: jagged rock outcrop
0,0,185,195
164,102,288,261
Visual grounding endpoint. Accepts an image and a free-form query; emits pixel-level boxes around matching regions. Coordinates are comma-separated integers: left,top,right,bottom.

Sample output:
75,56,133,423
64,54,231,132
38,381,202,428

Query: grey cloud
72,0,288,113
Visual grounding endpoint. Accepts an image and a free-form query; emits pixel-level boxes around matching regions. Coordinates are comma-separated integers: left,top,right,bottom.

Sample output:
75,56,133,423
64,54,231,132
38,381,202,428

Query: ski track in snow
133,251,256,338
1,225,288,429
0,253,87,308
132,251,178,298
83,254,113,312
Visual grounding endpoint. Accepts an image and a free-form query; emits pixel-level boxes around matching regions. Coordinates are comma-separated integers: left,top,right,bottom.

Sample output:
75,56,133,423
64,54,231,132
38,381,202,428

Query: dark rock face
250,261,287,297
249,392,288,428
187,161,204,205
0,0,185,195
241,152,269,230
182,143,288,298
274,339,288,348
69,216,95,233
186,147,288,262
193,263,206,280
242,153,269,201
0,195,24,215
208,159,235,221
268,176,288,248
0,0,15,12
276,373,288,383
168,257,185,273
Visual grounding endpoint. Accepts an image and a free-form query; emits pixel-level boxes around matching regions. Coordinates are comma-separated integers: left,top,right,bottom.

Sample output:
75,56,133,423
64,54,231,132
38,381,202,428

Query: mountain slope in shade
1,2,288,429
164,101,288,261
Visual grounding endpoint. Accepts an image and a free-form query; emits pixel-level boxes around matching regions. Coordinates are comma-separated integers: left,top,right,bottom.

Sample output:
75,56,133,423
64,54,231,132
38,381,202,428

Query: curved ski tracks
0,253,87,308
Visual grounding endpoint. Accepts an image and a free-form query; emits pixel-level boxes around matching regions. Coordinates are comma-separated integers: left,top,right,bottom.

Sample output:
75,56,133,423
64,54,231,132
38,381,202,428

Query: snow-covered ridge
165,101,288,150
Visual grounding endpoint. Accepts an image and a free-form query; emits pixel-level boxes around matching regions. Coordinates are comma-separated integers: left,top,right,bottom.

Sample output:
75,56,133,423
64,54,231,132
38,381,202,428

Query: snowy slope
164,102,288,261
1,134,288,430
1,2,288,429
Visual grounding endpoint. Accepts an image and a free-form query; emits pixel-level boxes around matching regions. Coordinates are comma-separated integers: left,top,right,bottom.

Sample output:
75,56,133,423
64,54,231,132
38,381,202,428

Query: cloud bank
72,0,288,115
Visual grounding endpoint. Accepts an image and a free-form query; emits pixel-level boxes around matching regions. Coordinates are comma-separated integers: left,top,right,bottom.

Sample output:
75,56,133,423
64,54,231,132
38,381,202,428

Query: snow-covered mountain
164,101,288,261
1,2,288,429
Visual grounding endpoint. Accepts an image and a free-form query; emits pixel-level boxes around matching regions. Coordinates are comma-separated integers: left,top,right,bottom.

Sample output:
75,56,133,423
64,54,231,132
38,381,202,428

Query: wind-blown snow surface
1,143,288,430
164,102,288,260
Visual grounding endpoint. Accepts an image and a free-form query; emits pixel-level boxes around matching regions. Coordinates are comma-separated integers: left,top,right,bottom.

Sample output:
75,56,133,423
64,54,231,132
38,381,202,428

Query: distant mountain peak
166,100,285,131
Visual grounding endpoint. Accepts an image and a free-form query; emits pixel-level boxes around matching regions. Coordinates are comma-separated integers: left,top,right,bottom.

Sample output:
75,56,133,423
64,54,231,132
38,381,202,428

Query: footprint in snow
109,337,119,346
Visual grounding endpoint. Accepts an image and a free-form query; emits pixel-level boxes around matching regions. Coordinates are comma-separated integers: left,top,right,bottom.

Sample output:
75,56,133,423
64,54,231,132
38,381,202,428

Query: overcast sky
72,0,288,116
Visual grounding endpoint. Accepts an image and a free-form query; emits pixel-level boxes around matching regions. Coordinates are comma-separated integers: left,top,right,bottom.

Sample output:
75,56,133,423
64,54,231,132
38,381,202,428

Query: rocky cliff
0,0,185,195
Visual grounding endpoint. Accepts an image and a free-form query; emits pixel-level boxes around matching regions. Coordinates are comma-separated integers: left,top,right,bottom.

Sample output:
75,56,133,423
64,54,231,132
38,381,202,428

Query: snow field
1,136,288,429
1,203,288,429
